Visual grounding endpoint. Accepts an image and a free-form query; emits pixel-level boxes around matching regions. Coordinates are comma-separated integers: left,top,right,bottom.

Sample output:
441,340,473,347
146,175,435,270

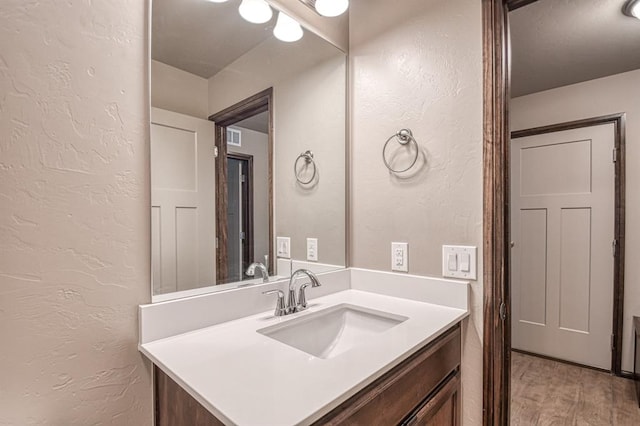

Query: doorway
209,88,274,285
482,0,634,424
226,153,254,282
510,118,623,372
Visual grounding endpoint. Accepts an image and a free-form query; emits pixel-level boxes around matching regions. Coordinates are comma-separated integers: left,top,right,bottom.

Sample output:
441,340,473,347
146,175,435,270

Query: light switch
442,245,477,280
447,253,458,271
276,237,291,259
391,242,408,272
460,253,471,272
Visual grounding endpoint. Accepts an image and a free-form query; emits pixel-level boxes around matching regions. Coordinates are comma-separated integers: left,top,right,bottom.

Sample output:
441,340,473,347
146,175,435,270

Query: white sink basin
258,304,408,359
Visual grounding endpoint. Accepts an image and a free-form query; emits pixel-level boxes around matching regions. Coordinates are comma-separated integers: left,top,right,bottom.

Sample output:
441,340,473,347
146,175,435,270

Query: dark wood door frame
483,0,628,424
208,88,274,284
482,1,511,424
511,114,627,376
227,152,255,278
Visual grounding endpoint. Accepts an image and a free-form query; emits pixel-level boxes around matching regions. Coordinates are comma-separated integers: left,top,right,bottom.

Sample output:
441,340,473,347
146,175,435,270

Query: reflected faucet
287,269,321,314
246,262,269,283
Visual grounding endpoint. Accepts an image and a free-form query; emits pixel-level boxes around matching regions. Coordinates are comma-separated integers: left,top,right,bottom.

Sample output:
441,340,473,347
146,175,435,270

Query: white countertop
140,289,468,425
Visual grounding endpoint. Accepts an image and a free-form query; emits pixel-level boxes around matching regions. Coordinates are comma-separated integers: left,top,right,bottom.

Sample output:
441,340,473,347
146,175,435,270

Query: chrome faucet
262,269,321,317
246,262,269,283
287,269,321,314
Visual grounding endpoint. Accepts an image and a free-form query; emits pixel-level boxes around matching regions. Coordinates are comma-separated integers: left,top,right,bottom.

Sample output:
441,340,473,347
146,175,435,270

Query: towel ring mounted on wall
382,128,419,173
294,150,317,184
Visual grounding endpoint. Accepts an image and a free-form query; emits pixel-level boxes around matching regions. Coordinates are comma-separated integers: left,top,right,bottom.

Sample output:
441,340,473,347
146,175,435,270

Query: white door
151,108,216,295
511,123,615,370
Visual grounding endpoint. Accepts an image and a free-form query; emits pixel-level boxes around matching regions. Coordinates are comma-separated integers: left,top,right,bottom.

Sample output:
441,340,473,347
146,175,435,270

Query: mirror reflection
150,0,347,300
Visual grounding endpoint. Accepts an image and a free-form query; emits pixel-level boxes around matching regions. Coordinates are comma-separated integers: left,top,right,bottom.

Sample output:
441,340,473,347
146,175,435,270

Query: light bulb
624,0,640,18
238,0,273,24
273,12,303,42
315,0,349,17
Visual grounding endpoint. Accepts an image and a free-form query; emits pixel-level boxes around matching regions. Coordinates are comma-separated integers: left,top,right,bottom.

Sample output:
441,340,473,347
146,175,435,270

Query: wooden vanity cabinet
315,324,461,426
154,324,461,426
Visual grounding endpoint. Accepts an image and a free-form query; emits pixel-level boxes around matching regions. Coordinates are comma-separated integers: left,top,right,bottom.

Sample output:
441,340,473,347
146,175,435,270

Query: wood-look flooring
511,351,640,425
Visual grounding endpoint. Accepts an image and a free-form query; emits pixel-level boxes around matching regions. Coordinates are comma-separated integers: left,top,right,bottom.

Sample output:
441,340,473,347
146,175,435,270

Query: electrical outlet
391,242,408,272
306,238,318,261
276,237,291,259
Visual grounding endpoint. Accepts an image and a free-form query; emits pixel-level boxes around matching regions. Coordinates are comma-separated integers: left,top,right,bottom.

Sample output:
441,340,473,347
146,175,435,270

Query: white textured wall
349,0,484,425
274,56,346,265
0,0,152,424
511,69,640,373
151,60,209,119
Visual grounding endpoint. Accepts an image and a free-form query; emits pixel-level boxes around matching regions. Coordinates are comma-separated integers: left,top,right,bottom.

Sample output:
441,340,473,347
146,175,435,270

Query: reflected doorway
209,88,274,285
226,154,253,282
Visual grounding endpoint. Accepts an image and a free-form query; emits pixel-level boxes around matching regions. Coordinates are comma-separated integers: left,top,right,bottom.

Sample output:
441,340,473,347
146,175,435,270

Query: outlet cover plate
277,237,291,259
306,238,318,262
442,245,477,280
391,242,408,272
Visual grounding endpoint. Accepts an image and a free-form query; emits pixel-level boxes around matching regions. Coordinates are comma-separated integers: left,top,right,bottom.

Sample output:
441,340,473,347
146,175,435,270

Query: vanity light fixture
273,12,304,42
314,0,349,17
624,0,640,19
206,0,229,3
239,0,273,24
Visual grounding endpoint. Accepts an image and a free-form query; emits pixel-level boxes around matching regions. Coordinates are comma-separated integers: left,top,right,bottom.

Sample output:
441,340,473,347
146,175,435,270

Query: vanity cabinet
154,324,461,426
316,324,460,426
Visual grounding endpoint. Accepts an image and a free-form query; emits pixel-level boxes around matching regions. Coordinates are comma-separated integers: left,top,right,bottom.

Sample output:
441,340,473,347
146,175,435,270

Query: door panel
518,208,547,326
151,108,216,295
558,208,591,333
511,124,615,370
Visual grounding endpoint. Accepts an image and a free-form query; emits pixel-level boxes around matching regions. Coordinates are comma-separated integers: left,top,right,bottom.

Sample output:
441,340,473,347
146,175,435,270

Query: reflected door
511,124,615,370
151,108,216,295
226,154,253,282
227,158,243,282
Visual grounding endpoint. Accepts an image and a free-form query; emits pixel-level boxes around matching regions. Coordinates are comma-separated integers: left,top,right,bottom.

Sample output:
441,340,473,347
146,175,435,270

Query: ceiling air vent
227,128,242,147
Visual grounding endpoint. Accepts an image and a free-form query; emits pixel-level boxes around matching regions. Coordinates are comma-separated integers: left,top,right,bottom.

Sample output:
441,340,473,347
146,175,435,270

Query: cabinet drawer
315,324,461,425
403,371,460,426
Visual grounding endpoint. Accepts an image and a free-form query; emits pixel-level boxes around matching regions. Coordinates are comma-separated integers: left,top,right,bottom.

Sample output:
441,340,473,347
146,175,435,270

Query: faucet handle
298,281,321,310
246,263,256,277
262,289,286,317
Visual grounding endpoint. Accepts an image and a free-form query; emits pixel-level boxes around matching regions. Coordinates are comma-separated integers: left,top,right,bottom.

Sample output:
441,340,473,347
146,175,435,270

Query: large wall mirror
150,0,347,301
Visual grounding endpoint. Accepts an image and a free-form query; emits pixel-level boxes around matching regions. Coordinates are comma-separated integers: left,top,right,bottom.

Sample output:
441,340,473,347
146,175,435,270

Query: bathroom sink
257,304,408,359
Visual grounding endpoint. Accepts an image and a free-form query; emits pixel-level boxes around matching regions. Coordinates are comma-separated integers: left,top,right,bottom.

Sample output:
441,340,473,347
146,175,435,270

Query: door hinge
611,334,615,351
241,174,246,183
214,146,219,158
240,231,246,240
612,239,618,256
499,301,507,321
215,237,219,249
612,147,618,163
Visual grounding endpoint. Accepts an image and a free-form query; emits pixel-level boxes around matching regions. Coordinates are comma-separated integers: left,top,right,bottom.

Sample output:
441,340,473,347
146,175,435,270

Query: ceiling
152,0,275,78
510,0,640,97
234,111,269,133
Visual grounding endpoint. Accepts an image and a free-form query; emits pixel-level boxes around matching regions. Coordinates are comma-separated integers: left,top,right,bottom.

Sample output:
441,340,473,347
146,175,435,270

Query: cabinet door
406,372,460,426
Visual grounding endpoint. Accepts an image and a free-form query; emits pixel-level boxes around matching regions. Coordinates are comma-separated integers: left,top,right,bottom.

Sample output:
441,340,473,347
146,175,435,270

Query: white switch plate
276,237,291,259
391,242,408,272
306,238,318,261
442,245,477,280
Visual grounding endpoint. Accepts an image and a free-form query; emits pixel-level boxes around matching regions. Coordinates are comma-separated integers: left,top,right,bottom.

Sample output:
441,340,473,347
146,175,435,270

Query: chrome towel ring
382,128,419,173
294,150,317,184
